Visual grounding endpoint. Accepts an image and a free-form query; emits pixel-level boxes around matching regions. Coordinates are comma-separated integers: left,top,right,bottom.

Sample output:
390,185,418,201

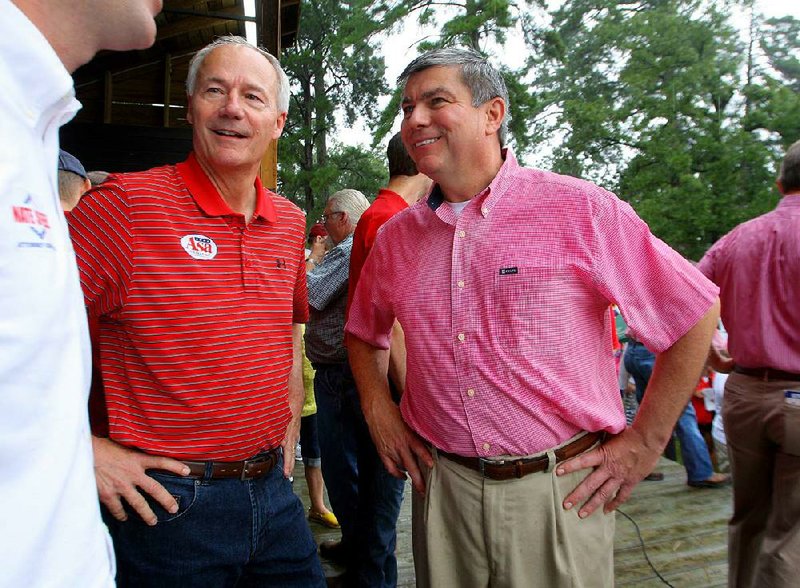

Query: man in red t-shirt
347,133,432,390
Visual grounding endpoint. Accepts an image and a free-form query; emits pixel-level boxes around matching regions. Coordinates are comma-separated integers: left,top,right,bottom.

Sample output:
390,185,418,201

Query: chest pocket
491,265,585,355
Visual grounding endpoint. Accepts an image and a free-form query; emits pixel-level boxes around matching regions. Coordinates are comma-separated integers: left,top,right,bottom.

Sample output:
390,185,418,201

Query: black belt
437,432,604,481
151,449,279,481
733,366,800,382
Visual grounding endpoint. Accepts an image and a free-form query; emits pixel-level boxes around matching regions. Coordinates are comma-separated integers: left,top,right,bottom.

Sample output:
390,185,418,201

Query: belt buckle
241,452,273,480
478,457,504,478
241,455,263,481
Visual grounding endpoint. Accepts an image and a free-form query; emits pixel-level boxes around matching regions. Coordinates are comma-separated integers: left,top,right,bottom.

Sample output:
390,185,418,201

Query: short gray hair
398,47,509,146
778,139,800,194
328,189,370,227
186,35,290,113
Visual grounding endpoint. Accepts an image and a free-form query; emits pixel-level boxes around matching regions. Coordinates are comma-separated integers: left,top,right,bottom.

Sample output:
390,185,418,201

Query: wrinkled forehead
401,65,471,101
198,44,276,86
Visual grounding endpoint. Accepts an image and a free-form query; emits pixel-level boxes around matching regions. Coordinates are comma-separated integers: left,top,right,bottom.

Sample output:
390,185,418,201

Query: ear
272,111,288,141
186,94,194,125
776,179,784,195
484,97,506,137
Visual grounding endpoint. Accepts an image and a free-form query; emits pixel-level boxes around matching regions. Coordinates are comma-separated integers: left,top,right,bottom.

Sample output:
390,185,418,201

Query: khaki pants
724,372,800,588
412,438,615,588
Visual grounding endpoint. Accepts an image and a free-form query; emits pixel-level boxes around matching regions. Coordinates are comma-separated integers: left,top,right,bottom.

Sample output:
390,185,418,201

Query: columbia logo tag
499,267,519,275
181,234,218,260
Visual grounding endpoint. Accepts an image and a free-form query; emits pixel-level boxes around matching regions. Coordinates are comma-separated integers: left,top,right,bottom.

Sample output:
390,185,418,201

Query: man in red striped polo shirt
346,48,721,587
67,36,324,587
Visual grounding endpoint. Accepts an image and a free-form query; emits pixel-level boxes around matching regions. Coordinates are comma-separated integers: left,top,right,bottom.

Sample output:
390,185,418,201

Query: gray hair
398,47,510,146
779,139,800,194
186,35,290,113
328,189,370,227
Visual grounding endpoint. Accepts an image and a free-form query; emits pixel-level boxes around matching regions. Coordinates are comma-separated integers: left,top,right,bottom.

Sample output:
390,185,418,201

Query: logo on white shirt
12,193,54,249
181,234,218,260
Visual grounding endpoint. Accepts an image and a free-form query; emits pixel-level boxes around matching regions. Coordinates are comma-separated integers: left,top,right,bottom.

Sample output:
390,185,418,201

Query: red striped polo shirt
68,153,309,461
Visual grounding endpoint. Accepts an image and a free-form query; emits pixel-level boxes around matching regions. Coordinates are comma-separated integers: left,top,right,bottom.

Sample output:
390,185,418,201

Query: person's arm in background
387,321,408,395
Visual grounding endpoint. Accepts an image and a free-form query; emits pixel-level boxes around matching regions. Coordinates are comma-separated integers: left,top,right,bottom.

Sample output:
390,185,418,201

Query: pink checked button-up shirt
346,151,718,457
699,194,800,372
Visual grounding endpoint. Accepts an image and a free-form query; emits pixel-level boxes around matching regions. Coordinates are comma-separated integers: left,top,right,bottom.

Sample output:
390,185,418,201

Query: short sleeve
344,229,396,350
67,178,134,318
590,192,718,352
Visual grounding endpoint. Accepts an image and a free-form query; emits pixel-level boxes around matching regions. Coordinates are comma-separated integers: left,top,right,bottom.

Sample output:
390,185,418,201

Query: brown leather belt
438,432,604,481
734,365,800,382
151,449,279,481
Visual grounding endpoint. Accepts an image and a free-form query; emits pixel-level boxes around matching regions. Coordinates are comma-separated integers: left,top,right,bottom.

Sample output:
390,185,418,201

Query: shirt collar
778,194,800,210
426,148,518,216
176,153,277,222
3,2,79,129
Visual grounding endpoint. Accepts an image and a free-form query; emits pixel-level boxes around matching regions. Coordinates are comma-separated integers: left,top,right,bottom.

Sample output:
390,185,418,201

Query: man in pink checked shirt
346,47,720,587
699,140,800,588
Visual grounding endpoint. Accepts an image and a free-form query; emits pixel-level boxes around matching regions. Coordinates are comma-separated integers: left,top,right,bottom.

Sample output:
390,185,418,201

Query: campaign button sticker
181,234,217,260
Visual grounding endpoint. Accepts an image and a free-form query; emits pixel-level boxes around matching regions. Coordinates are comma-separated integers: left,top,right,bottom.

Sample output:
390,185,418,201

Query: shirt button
481,207,488,215
457,280,465,288
467,388,475,397
457,333,465,342
458,230,466,238
483,443,491,451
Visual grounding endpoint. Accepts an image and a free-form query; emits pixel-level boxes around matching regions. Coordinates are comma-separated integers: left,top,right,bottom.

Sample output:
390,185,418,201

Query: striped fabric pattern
346,150,718,458
68,155,308,460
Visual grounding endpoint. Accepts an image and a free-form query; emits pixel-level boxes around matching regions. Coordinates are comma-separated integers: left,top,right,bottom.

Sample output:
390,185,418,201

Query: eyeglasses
319,211,344,223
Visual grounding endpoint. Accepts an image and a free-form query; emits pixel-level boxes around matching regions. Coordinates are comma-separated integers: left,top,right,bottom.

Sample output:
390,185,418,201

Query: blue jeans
301,413,321,467
624,341,713,482
314,362,406,588
103,452,325,588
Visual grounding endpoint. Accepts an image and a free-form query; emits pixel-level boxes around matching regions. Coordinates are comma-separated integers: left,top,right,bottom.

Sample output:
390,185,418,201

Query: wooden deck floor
292,456,732,587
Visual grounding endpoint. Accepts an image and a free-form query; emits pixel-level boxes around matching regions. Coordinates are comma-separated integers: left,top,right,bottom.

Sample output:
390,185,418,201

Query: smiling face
187,44,287,178
400,65,504,197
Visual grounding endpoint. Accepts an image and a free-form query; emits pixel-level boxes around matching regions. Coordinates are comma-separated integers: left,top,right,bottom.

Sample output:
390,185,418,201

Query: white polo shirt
0,4,114,587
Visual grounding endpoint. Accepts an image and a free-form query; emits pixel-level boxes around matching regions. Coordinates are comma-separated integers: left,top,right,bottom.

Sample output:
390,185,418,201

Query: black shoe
319,539,348,565
644,472,664,481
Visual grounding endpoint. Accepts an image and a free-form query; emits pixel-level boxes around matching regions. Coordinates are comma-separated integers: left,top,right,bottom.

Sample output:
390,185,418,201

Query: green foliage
281,144,388,231
538,0,789,258
278,0,390,216
369,0,549,152
761,16,800,92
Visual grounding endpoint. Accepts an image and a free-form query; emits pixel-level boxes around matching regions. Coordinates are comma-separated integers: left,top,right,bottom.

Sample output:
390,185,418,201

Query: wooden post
258,0,282,191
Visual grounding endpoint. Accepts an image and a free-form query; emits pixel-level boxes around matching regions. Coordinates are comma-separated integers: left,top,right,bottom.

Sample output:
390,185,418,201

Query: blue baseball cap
58,149,88,179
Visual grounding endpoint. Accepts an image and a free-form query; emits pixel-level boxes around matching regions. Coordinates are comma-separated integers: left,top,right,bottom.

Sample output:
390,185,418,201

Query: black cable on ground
617,508,676,588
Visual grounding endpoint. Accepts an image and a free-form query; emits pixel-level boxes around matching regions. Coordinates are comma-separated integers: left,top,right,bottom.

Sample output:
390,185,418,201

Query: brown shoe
687,472,731,488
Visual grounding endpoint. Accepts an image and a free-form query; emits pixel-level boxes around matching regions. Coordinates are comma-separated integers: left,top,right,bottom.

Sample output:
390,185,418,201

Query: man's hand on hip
555,428,659,518
92,436,190,526
365,397,433,495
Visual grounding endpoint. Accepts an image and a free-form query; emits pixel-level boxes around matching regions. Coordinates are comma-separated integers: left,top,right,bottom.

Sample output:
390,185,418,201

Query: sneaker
308,508,340,529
